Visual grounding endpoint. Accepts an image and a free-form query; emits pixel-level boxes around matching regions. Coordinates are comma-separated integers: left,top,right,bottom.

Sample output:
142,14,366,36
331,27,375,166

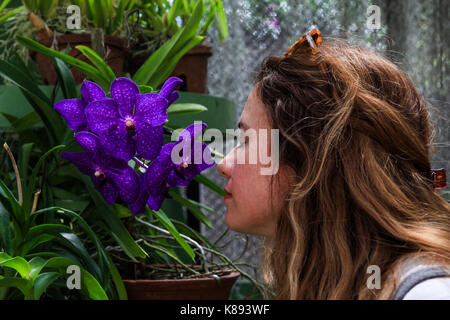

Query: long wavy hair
254,39,450,300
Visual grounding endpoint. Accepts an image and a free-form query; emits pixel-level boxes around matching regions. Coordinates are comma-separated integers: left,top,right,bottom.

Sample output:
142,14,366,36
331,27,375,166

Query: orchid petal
135,124,164,161
110,77,140,118
81,80,106,104
74,131,102,156
98,179,119,205
99,124,136,161
54,99,87,131
85,98,120,135
128,176,149,214
135,93,168,126
61,152,93,176
167,91,179,106
108,166,140,203
178,122,208,142
159,77,183,100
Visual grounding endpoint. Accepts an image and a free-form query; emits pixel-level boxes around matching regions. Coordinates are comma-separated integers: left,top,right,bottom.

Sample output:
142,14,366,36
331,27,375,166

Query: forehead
240,86,270,129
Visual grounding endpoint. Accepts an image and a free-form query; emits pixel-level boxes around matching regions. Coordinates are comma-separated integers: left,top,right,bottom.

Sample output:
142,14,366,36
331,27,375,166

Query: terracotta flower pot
122,265,240,300
30,33,127,85
131,44,213,94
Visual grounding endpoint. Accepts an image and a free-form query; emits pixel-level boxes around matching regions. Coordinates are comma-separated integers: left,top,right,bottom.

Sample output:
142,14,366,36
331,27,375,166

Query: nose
217,153,232,179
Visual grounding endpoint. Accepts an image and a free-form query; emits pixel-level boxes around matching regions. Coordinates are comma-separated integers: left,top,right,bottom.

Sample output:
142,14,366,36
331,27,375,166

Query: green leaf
33,271,59,300
44,257,108,300
193,174,226,196
137,85,154,94
0,256,31,279
20,234,55,255
0,201,12,254
24,224,71,243
75,45,116,85
0,277,32,297
0,179,20,223
148,35,204,88
168,190,213,229
0,59,63,143
16,36,109,90
5,112,41,132
55,232,102,283
215,0,229,42
133,0,204,85
80,176,147,260
167,103,207,115
28,256,47,280
53,57,78,99
18,143,34,188
150,208,195,261
31,206,111,286
106,254,127,300
24,145,65,214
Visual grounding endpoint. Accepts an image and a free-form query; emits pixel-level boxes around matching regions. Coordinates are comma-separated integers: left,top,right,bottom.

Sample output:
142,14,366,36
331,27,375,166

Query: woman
217,29,450,300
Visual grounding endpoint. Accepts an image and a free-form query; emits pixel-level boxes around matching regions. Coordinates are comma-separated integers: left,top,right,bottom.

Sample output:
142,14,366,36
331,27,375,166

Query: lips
224,188,232,199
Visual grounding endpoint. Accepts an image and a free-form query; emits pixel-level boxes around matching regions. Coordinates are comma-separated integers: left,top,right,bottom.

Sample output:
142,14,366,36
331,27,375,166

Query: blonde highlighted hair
254,39,450,299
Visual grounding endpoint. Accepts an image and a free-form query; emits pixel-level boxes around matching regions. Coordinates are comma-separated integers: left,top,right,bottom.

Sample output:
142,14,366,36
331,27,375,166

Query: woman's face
217,86,295,238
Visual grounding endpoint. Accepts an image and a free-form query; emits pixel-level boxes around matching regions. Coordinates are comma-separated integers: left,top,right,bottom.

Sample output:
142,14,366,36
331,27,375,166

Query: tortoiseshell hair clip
284,28,327,75
429,168,446,189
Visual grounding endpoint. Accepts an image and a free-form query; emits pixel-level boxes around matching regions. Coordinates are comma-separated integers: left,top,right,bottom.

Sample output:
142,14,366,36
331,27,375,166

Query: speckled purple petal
98,179,118,205
54,99,87,131
81,80,106,104
134,93,168,127
61,152,93,176
135,124,164,161
107,165,140,203
74,131,102,156
192,141,216,169
167,170,191,187
178,122,208,142
99,124,136,161
128,175,149,214
85,98,120,135
159,77,183,100
167,91,179,105
110,77,140,118
147,192,168,211
144,143,177,206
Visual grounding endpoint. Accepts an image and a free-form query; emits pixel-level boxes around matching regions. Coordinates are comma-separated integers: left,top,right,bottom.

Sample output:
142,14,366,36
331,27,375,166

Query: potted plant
128,0,228,93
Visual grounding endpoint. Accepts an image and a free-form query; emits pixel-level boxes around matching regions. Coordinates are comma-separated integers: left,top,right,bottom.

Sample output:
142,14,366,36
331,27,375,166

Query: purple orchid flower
144,122,215,210
85,77,183,161
54,80,106,131
61,131,140,207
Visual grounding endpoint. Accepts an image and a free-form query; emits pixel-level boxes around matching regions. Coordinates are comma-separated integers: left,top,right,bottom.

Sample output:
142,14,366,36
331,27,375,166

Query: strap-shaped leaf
168,190,213,229
44,257,108,300
150,208,195,261
16,36,110,90
75,45,116,85
167,103,208,115
33,271,59,300
194,174,226,196
0,256,31,279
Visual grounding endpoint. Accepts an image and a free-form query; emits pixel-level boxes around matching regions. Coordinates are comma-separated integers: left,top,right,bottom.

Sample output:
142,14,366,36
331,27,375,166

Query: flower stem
30,190,41,215
3,142,23,205
133,156,148,169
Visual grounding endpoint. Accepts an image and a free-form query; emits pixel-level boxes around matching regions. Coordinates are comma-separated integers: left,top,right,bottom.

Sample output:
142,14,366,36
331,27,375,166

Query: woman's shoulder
402,277,450,300
392,255,450,300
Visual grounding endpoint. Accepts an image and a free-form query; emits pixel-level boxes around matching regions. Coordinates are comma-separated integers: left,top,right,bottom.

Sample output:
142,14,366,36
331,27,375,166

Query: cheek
225,164,274,233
